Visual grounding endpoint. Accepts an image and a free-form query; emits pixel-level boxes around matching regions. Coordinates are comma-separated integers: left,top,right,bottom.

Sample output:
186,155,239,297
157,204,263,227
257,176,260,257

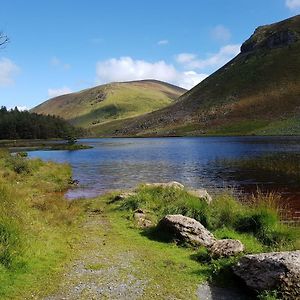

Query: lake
28,136,300,215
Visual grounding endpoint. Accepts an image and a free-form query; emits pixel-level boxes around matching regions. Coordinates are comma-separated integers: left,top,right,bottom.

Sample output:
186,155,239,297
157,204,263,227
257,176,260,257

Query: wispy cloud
175,44,240,71
0,58,20,87
285,0,300,9
50,56,71,70
211,25,231,43
48,86,72,98
95,56,207,89
157,40,169,45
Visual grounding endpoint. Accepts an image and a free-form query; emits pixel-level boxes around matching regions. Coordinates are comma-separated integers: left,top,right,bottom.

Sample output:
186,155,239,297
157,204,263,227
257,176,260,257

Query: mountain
32,80,186,129
99,15,300,137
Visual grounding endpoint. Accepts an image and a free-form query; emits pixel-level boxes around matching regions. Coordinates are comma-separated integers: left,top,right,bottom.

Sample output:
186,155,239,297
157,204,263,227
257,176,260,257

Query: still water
28,136,300,211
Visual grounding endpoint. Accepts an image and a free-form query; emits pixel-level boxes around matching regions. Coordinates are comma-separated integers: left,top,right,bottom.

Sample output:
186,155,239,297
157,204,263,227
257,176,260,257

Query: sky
0,0,299,110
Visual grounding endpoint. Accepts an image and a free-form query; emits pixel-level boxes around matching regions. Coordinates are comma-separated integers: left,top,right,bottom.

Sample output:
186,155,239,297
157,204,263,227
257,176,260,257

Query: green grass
207,120,270,135
0,150,83,299
254,116,300,135
71,85,173,127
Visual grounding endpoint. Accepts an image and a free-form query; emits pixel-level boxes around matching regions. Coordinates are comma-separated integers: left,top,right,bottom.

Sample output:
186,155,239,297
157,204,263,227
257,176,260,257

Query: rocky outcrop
209,239,244,258
145,181,185,189
188,189,213,204
133,209,152,228
241,29,298,53
233,251,300,299
157,214,216,247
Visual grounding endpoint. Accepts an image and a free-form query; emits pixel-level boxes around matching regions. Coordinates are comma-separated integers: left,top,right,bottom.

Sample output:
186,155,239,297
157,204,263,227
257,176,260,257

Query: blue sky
0,0,299,109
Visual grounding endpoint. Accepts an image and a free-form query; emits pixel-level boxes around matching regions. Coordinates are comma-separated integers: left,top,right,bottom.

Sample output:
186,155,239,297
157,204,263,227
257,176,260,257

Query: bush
5,155,31,174
235,209,278,236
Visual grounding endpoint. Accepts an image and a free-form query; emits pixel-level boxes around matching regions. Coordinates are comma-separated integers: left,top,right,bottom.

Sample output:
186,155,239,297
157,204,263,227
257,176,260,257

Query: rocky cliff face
241,28,299,52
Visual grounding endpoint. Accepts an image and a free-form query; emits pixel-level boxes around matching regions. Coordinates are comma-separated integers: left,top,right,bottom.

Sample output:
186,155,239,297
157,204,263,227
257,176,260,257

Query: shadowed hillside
98,15,300,136
32,80,186,129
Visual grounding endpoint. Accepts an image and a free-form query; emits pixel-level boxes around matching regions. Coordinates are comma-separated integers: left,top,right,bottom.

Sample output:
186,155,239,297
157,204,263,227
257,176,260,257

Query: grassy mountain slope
32,80,186,128
97,15,300,136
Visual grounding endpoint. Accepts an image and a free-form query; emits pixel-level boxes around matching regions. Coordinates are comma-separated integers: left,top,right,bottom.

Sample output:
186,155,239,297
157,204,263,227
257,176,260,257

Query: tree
0,32,9,48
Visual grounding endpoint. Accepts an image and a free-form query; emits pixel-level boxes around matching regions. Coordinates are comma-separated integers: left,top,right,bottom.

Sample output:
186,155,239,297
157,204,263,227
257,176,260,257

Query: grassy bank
105,185,299,298
0,150,84,299
0,139,92,152
111,186,300,252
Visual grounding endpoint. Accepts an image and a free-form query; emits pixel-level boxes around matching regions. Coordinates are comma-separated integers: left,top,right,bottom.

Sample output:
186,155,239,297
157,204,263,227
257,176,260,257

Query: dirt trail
45,211,148,300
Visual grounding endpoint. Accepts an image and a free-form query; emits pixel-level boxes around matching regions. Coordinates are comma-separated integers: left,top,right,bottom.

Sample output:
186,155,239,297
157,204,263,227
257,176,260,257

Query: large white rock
233,251,300,298
157,214,216,247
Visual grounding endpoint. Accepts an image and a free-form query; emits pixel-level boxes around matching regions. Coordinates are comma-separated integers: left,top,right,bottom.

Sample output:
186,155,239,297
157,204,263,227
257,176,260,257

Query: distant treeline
0,106,84,139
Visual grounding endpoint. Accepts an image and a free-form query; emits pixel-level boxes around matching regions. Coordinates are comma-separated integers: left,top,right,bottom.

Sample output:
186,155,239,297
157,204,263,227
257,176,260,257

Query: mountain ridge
96,15,300,136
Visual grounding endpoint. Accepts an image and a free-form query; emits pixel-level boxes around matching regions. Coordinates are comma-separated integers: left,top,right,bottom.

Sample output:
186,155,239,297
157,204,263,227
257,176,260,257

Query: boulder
233,251,300,298
145,181,184,189
133,209,152,228
188,189,213,204
157,214,216,247
209,239,244,258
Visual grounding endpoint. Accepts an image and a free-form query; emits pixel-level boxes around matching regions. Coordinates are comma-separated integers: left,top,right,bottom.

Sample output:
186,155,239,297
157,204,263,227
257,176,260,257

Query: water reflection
27,137,300,206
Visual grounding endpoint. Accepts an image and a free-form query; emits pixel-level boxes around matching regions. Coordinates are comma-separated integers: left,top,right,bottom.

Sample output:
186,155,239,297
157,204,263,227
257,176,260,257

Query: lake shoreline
0,151,299,299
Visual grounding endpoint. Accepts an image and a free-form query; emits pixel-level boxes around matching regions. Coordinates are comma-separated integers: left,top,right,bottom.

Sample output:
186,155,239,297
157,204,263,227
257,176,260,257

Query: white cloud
50,56,71,70
211,25,231,43
0,58,20,87
157,40,169,45
48,86,72,98
95,56,207,89
175,44,240,71
285,0,300,9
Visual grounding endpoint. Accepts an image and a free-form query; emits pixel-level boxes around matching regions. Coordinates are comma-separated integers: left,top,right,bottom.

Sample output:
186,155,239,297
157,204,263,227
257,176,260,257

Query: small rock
133,209,152,228
157,214,216,247
145,181,184,189
233,250,300,298
209,239,244,258
189,189,213,204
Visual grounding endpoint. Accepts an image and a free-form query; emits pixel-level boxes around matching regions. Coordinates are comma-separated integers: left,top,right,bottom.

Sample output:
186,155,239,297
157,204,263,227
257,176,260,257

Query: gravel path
45,211,147,300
